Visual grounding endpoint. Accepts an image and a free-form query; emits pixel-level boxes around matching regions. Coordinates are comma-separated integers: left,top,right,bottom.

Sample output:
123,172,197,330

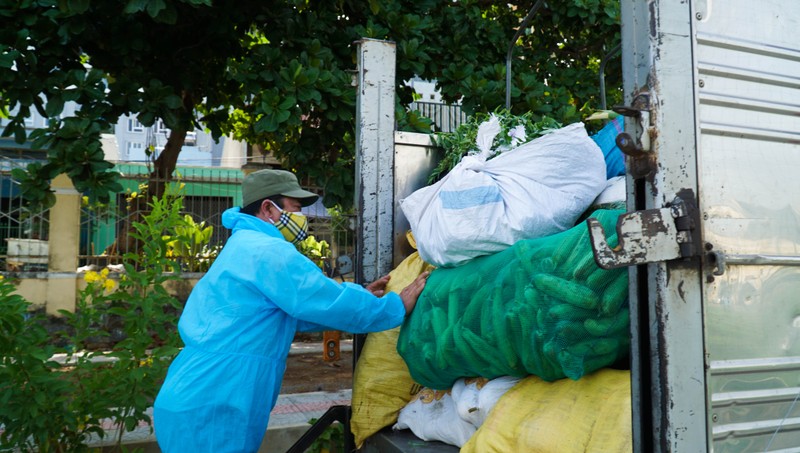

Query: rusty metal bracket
588,196,697,269
613,92,656,178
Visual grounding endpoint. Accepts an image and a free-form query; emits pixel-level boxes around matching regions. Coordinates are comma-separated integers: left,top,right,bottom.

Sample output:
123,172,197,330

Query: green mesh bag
397,209,629,390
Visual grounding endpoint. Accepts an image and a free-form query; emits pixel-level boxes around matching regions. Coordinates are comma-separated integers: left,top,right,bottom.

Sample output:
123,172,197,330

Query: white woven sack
393,388,477,447
451,376,521,429
399,122,607,267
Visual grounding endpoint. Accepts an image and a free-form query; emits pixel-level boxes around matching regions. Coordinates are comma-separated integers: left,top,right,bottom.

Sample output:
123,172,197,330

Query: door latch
587,196,697,269
613,92,655,178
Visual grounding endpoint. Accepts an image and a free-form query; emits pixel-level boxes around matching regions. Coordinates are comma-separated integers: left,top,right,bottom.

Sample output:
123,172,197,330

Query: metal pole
599,43,621,110
354,38,396,286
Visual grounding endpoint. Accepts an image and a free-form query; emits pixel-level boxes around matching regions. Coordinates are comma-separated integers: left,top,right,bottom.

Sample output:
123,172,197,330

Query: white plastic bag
393,387,477,447
400,122,607,267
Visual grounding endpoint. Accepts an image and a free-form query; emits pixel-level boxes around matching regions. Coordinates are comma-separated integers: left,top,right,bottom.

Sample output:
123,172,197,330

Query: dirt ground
279,349,355,394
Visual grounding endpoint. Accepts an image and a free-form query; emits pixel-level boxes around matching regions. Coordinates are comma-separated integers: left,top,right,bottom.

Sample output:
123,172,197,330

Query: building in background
406,77,466,133
0,83,455,270
0,105,251,266
113,114,248,168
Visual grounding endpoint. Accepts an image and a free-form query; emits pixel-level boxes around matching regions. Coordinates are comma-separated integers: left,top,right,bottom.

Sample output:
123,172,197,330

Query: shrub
0,187,189,452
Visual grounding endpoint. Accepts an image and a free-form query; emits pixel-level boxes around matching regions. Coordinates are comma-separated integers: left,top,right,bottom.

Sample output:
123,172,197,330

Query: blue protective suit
153,208,405,452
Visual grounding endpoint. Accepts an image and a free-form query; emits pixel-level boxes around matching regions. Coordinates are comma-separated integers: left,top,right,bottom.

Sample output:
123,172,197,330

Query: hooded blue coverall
153,208,406,452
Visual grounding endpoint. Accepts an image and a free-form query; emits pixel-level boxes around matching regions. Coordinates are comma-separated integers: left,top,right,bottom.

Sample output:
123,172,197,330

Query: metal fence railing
0,156,50,272
1,158,356,276
78,166,242,270
309,213,357,282
409,101,467,133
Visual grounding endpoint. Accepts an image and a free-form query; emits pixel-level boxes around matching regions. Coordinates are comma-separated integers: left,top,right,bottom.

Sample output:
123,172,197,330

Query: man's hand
366,274,391,297
399,271,431,315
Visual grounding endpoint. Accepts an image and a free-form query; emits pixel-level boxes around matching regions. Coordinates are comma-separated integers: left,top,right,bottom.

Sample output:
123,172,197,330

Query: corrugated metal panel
695,1,800,451
622,1,800,451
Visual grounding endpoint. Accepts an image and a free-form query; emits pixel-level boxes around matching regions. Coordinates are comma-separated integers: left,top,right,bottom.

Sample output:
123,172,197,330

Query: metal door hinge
587,196,698,269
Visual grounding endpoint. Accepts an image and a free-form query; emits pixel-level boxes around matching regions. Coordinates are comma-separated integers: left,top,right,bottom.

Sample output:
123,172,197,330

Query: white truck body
353,1,800,450
607,1,800,451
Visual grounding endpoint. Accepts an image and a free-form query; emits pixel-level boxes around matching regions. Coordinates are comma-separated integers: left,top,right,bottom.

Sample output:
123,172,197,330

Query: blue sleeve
295,286,404,333
253,241,406,333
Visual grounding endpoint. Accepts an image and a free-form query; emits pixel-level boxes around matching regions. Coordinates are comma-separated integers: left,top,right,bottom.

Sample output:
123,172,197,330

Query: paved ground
280,341,354,394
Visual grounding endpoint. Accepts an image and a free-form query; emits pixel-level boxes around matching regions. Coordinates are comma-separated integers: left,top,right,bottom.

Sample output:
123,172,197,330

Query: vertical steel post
621,1,707,450
354,38,396,286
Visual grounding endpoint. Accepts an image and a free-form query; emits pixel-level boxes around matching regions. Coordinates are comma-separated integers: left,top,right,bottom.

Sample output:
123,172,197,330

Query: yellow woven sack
461,368,632,453
351,232,435,448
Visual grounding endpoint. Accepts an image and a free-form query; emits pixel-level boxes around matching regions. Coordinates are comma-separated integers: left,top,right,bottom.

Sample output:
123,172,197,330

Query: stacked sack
351,115,632,451
393,376,521,448
350,232,435,448
399,119,608,267
397,209,628,389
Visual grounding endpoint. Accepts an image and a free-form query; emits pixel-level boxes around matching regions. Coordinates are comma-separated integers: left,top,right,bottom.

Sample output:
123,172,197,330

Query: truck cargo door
594,1,800,451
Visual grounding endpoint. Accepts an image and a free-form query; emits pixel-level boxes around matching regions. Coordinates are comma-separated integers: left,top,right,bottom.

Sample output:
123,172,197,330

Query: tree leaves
123,0,150,14
2,0,621,211
66,0,91,14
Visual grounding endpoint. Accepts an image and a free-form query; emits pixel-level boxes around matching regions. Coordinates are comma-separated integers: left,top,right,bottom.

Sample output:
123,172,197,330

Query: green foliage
0,276,80,452
396,101,434,134
1,0,621,211
0,188,192,452
163,214,220,272
429,109,562,183
81,195,114,223
297,235,331,270
307,418,344,453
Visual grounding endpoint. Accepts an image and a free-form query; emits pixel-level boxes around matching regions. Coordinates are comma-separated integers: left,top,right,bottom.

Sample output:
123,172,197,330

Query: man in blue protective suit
153,169,430,452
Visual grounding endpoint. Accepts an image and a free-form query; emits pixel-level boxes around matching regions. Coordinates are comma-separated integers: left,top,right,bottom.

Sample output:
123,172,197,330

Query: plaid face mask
269,201,309,244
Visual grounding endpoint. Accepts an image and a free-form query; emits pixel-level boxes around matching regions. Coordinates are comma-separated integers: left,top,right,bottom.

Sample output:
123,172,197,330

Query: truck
291,1,800,451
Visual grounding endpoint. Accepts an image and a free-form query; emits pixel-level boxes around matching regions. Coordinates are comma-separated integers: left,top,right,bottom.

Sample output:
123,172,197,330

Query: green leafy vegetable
429,108,562,183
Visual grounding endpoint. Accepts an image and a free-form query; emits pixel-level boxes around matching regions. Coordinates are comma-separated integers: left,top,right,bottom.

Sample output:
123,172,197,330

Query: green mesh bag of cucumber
397,209,629,389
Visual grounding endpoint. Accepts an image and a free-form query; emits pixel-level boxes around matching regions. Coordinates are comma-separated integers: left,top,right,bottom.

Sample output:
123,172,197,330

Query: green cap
242,169,319,207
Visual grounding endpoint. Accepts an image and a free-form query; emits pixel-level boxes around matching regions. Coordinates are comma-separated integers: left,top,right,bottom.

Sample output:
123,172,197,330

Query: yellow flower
100,268,109,278
139,356,154,367
103,279,116,292
84,271,100,283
